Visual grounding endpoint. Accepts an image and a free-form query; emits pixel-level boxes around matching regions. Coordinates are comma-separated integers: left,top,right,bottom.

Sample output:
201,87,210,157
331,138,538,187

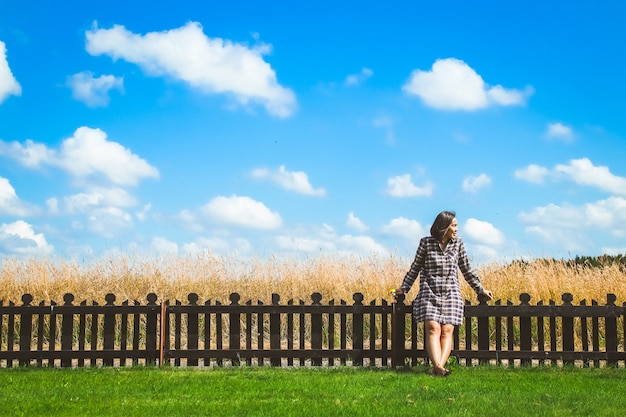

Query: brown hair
430,210,456,241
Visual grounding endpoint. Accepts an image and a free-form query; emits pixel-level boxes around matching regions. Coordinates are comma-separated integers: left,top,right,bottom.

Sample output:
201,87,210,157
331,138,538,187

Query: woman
395,211,493,376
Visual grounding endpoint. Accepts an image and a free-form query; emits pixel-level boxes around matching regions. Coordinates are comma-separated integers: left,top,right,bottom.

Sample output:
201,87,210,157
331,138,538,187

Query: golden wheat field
1,252,625,306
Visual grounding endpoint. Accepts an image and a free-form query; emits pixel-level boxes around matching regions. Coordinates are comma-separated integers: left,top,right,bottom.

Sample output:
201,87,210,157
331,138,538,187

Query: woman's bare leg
425,321,446,374
439,324,455,371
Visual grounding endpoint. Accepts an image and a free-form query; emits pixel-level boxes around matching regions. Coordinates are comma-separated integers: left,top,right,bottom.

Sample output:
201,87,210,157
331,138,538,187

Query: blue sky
0,0,625,264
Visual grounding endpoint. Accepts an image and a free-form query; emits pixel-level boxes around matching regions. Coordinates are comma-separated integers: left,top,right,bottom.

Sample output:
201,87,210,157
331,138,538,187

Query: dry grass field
1,252,625,306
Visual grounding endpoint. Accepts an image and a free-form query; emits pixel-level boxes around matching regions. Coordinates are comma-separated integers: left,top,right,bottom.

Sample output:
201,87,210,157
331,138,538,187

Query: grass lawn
2,365,625,416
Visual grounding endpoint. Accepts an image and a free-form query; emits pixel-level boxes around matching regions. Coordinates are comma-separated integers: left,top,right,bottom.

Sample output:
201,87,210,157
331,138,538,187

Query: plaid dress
400,236,484,326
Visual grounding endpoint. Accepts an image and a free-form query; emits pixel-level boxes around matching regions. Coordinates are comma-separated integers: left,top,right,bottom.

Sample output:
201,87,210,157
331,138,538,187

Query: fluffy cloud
85,21,296,117
0,126,159,186
344,67,373,86
346,212,368,232
182,236,251,255
0,220,53,255
462,173,492,192
200,195,282,229
463,218,505,246
553,158,626,195
62,187,138,214
0,41,21,104
519,197,626,249
546,122,574,141
386,174,433,197
514,164,550,184
515,158,626,196
403,58,531,111
275,224,389,256
251,165,326,196
520,198,626,232
85,206,134,238
381,217,424,241
66,71,124,107
0,177,39,216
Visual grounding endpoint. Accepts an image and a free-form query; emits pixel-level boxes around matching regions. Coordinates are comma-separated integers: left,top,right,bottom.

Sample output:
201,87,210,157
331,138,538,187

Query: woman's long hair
430,211,456,241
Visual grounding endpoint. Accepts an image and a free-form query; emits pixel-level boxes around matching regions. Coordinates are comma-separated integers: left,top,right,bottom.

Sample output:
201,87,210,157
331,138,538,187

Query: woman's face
443,218,458,241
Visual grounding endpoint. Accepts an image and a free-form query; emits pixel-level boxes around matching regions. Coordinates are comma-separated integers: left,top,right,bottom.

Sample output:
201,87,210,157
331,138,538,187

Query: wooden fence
1,292,624,368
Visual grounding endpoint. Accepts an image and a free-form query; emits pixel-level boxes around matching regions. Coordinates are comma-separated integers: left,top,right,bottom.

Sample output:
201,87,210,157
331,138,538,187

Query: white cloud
602,246,626,256
66,71,124,107
135,203,152,221
402,58,531,110
251,165,326,196
546,122,573,141
85,21,296,117
276,234,335,252
0,126,160,186
468,244,502,265
86,206,134,238
275,225,389,256
336,234,389,255
462,173,492,192
514,164,550,184
516,158,626,196
62,187,138,214
519,197,626,239
0,177,39,216
182,236,252,255
554,158,626,196
0,138,53,168
346,212,368,232
151,236,179,254
463,218,505,246
201,195,282,229
344,67,373,86
386,174,433,197
0,41,21,103
0,220,53,255
46,197,59,215
381,217,424,241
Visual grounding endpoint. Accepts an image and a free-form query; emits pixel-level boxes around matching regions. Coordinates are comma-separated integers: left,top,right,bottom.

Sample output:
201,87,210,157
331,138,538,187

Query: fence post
352,293,364,366
311,293,323,366
61,293,75,367
477,293,492,365
519,293,532,366
391,293,406,368
146,293,159,365
19,294,34,366
103,294,116,366
187,293,199,367
605,294,618,366
229,293,241,366
561,293,574,365
270,293,281,366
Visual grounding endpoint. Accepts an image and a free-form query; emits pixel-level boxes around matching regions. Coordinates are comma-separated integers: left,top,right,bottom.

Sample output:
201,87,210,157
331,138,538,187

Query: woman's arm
457,239,493,299
396,237,427,294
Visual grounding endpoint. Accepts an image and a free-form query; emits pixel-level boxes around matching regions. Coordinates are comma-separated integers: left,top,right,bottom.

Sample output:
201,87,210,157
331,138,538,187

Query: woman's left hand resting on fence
481,289,494,300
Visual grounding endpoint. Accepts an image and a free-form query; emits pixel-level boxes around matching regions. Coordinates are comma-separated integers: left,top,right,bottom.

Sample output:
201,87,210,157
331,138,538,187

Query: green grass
2,365,625,417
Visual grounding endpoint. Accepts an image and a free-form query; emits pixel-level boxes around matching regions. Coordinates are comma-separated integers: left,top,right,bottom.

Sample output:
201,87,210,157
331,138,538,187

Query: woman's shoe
431,368,450,377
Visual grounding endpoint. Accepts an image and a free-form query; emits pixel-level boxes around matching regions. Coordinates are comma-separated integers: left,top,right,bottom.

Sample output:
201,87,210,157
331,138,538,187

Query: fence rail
1,292,624,368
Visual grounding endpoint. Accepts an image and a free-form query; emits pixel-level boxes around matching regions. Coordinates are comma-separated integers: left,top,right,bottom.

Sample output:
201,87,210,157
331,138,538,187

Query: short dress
400,236,484,326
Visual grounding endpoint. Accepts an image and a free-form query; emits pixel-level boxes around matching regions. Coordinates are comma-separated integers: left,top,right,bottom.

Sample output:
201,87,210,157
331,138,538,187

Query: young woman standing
395,211,493,376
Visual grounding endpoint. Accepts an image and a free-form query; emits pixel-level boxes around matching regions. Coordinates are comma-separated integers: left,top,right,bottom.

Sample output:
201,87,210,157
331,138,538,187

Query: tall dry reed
1,253,625,306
